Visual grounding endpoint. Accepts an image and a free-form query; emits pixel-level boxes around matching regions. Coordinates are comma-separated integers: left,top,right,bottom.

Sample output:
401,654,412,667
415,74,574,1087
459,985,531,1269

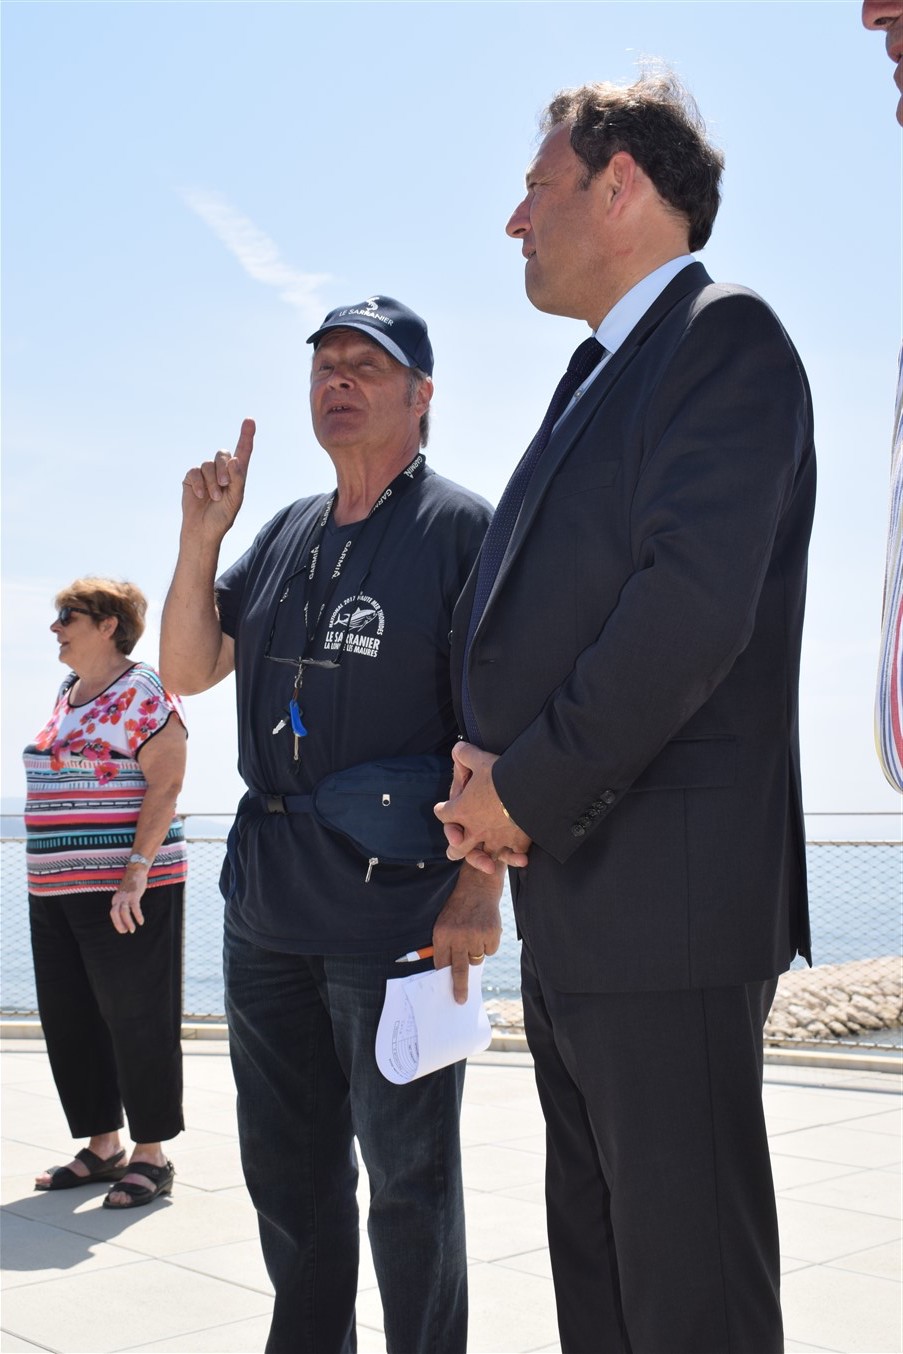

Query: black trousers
29,885,185,1144
521,941,781,1354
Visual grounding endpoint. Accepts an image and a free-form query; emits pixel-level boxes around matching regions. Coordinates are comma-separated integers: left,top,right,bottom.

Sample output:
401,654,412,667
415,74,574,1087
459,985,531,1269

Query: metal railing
3,817,901,1050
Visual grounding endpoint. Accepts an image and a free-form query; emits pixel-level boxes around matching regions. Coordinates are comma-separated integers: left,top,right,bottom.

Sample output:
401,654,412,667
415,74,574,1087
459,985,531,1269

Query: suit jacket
452,262,816,992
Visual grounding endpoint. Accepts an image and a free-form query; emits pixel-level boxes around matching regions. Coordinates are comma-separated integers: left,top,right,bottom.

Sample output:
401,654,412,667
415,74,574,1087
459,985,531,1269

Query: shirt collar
594,255,696,356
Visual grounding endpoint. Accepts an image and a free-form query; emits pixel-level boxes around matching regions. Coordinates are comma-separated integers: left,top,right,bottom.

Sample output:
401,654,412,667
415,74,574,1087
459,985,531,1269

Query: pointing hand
180,418,256,544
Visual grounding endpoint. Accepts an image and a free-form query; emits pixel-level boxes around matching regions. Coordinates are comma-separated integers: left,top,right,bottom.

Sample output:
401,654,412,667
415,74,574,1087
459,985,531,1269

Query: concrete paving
1,1038,900,1354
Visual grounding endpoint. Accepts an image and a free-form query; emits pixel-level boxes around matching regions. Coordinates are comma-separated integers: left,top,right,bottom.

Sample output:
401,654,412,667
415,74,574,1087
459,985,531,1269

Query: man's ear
413,376,434,418
605,151,639,206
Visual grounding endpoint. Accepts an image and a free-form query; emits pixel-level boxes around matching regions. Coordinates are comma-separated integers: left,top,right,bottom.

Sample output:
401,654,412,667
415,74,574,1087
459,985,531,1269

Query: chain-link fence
3,820,900,1049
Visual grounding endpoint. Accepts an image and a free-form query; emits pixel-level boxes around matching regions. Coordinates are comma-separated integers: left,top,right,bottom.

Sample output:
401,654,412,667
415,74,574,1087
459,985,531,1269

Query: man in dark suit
436,74,815,1353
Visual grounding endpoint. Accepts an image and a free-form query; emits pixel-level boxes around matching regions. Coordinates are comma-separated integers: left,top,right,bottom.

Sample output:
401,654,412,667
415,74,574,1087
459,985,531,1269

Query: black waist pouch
251,754,454,878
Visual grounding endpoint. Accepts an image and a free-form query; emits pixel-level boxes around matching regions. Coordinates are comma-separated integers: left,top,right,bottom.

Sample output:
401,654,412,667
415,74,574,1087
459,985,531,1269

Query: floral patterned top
23,662,188,896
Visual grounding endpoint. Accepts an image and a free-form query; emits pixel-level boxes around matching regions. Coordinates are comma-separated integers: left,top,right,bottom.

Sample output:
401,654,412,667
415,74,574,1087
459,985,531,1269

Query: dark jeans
224,921,468,1354
522,941,782,1354
29,886,184,1143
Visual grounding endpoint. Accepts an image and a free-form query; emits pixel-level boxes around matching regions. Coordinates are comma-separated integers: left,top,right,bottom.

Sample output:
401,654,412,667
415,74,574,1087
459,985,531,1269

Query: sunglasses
56,606,96,626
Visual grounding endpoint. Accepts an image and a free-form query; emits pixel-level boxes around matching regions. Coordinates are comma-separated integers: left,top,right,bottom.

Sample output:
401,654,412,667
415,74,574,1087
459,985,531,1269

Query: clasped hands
434,743,532,875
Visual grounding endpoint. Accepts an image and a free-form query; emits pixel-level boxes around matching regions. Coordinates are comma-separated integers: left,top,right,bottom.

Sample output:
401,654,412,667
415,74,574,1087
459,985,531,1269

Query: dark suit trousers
521,942,782,1354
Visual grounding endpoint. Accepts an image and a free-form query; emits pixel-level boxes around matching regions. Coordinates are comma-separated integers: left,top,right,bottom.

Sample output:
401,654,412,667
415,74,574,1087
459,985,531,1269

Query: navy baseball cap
306,295,434,376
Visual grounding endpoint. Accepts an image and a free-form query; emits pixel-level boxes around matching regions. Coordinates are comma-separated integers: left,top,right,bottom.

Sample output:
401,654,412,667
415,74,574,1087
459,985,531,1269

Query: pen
395,946,435,963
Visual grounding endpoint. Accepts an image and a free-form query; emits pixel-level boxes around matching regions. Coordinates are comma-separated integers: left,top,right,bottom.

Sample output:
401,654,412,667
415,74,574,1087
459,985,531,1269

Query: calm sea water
2,834,900,1016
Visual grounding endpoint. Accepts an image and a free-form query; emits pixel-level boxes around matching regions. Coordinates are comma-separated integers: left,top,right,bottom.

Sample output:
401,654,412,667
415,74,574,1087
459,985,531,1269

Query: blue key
290,699,307,760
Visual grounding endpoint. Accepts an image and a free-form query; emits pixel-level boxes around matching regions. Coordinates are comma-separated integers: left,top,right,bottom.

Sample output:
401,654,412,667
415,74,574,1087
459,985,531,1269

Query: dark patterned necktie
461,335,604,744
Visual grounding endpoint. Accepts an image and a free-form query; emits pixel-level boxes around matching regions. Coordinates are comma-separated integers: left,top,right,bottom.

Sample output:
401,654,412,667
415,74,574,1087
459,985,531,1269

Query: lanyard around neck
265,452,426,764
264,452,426,676
302,452,425,654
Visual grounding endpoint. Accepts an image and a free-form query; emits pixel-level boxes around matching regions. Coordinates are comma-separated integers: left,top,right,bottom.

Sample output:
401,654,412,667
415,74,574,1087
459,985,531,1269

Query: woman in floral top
25,578,188,1209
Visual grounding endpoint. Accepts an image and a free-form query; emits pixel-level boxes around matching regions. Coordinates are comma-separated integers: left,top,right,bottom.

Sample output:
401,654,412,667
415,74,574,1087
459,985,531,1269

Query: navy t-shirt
215,465,492,954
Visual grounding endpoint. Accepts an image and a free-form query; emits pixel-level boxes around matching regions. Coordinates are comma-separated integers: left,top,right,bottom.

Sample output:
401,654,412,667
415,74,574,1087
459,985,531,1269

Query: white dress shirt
559,254,696,425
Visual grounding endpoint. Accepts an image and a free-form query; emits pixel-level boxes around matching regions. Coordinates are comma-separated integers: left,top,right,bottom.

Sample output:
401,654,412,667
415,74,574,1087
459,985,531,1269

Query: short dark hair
55,577,147,655
542,71,724,252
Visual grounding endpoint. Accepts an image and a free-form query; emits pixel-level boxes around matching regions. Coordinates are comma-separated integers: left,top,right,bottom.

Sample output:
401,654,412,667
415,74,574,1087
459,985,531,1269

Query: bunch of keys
271,658,339,760
272,669,308,761
288,665,308,761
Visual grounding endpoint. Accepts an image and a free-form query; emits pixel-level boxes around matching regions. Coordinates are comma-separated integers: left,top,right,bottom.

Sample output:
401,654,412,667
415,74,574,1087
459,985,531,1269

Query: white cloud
181,188,332,321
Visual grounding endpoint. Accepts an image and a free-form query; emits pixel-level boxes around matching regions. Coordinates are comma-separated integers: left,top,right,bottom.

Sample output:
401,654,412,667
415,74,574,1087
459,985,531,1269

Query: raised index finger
234,418,256,474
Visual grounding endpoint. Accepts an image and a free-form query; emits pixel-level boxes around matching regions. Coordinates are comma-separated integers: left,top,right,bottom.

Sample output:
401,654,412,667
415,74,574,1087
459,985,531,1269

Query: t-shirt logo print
340,604,379,632
324,594,385,659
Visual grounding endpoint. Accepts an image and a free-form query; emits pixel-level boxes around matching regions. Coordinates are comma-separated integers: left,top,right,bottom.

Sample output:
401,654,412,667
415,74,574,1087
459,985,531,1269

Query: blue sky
2,1,901,829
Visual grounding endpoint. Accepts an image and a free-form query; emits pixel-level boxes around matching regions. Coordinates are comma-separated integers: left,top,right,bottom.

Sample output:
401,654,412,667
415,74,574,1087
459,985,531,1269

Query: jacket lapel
474,263,712,633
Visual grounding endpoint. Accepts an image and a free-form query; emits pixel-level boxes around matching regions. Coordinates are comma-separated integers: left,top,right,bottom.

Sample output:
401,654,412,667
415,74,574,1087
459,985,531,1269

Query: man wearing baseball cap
161,296,500,1353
